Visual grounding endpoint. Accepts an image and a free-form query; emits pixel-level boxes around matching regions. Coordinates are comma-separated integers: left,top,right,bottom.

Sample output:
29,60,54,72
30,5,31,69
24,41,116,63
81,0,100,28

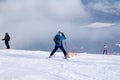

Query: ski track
0,49,120,80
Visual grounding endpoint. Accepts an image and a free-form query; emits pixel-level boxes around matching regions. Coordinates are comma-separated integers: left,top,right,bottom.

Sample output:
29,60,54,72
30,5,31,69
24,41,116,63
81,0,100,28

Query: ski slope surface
0,49,120,80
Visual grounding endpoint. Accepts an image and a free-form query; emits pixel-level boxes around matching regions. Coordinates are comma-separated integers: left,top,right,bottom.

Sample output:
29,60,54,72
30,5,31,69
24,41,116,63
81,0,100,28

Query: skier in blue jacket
49,31,67,59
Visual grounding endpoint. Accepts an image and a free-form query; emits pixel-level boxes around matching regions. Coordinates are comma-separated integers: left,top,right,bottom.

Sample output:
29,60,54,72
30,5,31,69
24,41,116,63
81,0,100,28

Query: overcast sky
0,0,120,53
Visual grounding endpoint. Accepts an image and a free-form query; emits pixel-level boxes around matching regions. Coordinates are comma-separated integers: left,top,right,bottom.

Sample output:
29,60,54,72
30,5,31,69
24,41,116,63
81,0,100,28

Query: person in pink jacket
103,43,108,55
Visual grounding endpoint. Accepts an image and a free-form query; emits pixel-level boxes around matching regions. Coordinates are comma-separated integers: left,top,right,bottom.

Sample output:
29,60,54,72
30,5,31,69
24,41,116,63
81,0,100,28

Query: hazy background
0,0,120,54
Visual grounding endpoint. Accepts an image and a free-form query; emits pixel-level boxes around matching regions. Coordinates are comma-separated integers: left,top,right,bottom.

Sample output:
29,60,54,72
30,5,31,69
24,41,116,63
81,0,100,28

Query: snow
0,49,120,80
115,44,120,47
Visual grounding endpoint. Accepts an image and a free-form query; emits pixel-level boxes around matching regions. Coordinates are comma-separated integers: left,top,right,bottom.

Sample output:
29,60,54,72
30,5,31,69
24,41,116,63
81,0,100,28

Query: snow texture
0,49,120,80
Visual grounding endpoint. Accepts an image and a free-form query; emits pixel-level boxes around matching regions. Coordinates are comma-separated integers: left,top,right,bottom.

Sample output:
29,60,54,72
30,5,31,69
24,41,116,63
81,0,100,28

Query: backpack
55,35,61,44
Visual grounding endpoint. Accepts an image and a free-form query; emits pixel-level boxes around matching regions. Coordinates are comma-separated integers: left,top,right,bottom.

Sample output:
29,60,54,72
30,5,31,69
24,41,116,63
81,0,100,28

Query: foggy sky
0,0,120,53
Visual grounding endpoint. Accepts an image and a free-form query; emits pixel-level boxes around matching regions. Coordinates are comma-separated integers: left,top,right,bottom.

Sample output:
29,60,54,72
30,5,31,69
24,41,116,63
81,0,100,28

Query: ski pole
64,42,68,54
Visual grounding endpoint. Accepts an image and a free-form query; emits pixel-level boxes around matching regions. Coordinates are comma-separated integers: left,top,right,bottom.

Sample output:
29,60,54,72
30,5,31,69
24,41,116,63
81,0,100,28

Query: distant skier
2,33,10,49
49,31,67,59
103,43,108,55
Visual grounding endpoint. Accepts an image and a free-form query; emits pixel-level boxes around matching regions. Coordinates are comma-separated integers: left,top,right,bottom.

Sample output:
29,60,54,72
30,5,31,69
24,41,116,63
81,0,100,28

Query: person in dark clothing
49,31,67,59
2,33,10,49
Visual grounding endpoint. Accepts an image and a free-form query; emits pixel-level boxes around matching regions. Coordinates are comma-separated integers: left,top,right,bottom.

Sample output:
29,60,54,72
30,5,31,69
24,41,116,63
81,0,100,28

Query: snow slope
0,49,120,80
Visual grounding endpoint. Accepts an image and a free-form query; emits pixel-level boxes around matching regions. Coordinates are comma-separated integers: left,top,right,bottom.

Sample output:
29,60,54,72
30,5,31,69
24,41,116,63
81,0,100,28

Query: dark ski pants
5,40,10,49
50,46,67,57
103,50,108,55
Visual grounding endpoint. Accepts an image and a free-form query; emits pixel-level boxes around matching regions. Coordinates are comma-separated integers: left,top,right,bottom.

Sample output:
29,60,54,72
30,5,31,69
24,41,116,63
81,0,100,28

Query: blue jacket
54,32,66,46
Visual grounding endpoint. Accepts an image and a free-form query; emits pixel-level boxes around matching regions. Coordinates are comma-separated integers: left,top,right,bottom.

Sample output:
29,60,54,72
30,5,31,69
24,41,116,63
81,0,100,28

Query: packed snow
0,49,120,80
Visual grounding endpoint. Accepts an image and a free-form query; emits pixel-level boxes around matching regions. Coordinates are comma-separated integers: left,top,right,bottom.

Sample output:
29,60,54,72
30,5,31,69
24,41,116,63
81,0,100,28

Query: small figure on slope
103,43,108,55
49,31,67,59
2,33,10,49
